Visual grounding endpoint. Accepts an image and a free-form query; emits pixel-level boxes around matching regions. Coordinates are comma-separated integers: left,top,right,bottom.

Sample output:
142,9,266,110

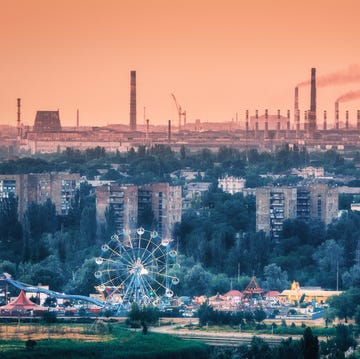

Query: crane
171,93,186,131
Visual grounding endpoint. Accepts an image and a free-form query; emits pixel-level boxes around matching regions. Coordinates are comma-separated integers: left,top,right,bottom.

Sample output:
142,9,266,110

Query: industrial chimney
323,110,327,130
264,109,268,139
168,120,171,143
308,68,317,137
255,110,259,138
17,98,21,139
294,87,300,138
130,70,137,131
335,102,339,130
286,110,290,138
276,109,281,139
245,110,249,133
345,110,349,130
357,110,360,131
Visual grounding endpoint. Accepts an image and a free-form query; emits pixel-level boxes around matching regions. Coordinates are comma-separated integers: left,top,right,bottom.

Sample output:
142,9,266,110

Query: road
150,322,302,347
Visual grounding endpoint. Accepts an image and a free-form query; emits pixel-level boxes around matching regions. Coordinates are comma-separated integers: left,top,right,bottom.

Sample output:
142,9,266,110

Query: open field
0,321,209,359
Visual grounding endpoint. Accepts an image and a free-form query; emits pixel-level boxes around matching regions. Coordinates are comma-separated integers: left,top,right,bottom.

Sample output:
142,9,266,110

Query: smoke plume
336,90,360,103
297,64,360,87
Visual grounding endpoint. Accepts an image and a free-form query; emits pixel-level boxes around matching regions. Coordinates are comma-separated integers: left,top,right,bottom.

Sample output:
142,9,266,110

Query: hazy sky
1,0,360,127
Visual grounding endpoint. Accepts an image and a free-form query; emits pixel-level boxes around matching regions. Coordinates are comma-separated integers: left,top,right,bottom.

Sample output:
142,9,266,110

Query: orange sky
1,0,360,127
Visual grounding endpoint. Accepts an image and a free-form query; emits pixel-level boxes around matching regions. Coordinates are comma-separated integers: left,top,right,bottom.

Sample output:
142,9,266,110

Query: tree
342,265,360,289
334,324,356,353
65,258,98,296
246,336,273,359
183,263,212,296
0,194,23,261
328,287,360,323
263,263,289,291
254,308,267,323
80,205,97,246
301,327,319,359
127,303,160,332
313,239,344,289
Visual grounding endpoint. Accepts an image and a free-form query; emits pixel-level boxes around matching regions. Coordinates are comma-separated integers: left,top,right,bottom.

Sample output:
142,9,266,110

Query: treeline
2,144,360,185
1,144,360,298
0,183,99,296
174,183,360,293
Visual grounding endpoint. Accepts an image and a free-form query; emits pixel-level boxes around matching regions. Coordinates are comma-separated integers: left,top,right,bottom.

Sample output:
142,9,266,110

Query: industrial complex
0,68,358,155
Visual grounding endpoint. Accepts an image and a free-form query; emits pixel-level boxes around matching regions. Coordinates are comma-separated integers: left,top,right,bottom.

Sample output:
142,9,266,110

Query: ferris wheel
94,228,179,309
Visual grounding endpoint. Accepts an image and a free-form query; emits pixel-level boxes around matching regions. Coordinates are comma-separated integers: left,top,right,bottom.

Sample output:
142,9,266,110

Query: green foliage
262,263,289,291
253,308,267,323
127,303,160,327
41,311,57,324
0,194,23,261
0,329,209,359
327,287,360,323
301,327,319,359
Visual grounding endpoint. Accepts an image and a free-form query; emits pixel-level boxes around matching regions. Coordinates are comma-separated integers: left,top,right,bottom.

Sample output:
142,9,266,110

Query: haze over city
1,0,360,127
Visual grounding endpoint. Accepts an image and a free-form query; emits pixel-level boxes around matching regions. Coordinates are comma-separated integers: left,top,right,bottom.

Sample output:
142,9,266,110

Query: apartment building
256,184,338,241
96,185,138,235
0,172,80,217
139,183,182,239
218,176,246,194
96,183,182,240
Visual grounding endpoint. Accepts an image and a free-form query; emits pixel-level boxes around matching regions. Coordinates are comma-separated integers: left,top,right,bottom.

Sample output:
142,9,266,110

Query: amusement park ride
94,228,179,313
0,228,179,315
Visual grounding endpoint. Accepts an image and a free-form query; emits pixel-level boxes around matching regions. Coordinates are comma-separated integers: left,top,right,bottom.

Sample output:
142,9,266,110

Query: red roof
224,290,244,297
243,276,265,297
266,291,280,297
0,289,46,311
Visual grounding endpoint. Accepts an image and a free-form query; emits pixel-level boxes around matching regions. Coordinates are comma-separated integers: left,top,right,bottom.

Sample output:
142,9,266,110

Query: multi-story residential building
0,172,80,217
182,182,212,210
256,183,338,241
218,176,246,195
139,183,182,239
96,183,182,240
96,184,138,235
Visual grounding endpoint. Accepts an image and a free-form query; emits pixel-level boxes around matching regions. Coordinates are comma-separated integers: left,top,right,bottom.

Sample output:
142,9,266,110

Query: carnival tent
0,289,47,314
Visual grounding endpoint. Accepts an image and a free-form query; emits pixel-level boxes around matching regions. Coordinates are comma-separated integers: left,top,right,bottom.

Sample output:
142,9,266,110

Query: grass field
0,323,209,359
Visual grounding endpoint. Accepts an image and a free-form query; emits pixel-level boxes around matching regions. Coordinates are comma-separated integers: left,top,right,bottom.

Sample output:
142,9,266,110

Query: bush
41,311,57,324
25,339,37,351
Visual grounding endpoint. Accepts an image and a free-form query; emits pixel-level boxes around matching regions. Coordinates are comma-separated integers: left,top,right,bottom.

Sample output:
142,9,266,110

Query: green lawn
0,326,209,359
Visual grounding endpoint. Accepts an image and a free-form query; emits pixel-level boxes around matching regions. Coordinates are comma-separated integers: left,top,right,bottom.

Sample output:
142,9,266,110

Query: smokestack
345,110,349,130
130,70,137,131
264,109,268,139
76,109,79,128
17,98,21,139
255,110,259,138
308,68,317,136
276,109,281,139
286,110,290,138
146,119,149,144
335,102,339,130
357,110,360,131
245,110,249,132
168,120,171,143
294,87,300,138
323,110,327,130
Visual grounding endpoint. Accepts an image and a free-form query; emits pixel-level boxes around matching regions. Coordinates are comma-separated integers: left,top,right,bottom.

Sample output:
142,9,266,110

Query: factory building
256,183,338,241
0,172,80,217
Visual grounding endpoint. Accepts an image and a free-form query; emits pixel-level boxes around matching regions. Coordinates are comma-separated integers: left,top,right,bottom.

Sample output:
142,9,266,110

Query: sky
1,0,360,127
